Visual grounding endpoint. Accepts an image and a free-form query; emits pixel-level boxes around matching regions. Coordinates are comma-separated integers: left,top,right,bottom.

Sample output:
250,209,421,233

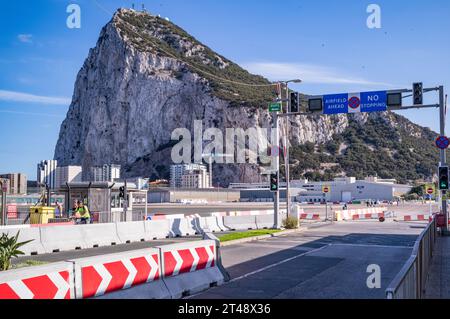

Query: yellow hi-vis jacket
77,205,90,219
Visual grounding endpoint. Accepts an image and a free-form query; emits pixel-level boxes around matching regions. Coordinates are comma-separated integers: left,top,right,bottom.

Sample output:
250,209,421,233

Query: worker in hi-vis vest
75,200,91,224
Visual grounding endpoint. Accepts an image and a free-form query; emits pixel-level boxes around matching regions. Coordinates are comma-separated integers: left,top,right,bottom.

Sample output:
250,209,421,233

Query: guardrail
385,215,437,299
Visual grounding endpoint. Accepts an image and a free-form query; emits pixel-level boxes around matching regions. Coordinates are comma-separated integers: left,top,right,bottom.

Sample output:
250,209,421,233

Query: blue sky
0,0,449,179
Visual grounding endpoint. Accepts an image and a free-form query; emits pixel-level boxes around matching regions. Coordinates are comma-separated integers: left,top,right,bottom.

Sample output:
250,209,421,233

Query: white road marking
185,244,331,299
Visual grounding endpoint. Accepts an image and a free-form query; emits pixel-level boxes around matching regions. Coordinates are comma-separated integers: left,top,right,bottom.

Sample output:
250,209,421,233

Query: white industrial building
55,166,82,189
232,177,412,203
37,160,58,189
295,177,412,203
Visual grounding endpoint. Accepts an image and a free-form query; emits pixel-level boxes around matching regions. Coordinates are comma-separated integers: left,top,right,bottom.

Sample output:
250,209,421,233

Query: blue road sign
323,91,387,115
436,136,450,150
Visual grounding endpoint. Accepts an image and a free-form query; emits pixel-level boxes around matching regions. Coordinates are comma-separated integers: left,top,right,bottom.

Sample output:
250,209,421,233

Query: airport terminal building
231,177,412,203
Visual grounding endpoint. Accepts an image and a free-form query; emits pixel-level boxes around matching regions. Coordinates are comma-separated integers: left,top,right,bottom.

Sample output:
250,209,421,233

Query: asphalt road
189,220,427,299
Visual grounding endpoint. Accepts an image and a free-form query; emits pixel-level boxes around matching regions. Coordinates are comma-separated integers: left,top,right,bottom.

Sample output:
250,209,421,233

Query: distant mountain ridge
54,8,439,185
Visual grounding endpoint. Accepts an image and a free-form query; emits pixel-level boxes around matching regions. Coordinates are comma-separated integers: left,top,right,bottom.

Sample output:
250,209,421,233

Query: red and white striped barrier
158,240,224,298
299,213,321,221
0,240,225,299
399,215,430,222
335,207,387,221
352,213,385,221
72,248,166,299
0,262,74,299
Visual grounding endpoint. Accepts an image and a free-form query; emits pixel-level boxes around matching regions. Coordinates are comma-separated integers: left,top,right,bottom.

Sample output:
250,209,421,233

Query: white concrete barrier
116,221,146,244
0,227,45,256
158,240,224,299
144,219,171,240
80,223,121,248
255,215,275,229
223,215,257,231
70,248,169,299
168,218,198,237
203,217,224,233
215,216,227,231
40,225,87,253
0,262,75,299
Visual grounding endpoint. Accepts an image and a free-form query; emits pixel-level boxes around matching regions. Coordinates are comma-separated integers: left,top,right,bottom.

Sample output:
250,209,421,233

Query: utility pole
123,180,129,222
439,85,448,232
284,82,291,219
273,110,281,229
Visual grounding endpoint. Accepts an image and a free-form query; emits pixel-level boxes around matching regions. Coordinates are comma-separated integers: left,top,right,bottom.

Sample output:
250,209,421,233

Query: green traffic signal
270,173,279,192
439,166,449,190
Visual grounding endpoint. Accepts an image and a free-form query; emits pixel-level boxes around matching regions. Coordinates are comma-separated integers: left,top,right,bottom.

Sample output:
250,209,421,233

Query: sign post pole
439,86,448,232
273,111,280,229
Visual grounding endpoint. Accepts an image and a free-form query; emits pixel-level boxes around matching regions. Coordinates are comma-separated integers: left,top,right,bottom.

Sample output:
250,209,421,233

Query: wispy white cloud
0,90,71,105
17,34,33,43
241,62,396,87
0,109,64,118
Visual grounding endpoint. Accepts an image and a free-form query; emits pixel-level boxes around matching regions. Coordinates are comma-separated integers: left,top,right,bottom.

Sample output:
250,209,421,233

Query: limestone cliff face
56,9,434,185
54,9,352,184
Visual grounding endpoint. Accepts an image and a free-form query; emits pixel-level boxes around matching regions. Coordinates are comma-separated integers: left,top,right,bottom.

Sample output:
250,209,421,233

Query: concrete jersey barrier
80,223,121,248
0,262,74,299
223,215,257,231
116,221,146,244
40,224,87,253
70,248,167,299
0,227,45,256
157,240,224,298
144,219,171,240
168,218,199,237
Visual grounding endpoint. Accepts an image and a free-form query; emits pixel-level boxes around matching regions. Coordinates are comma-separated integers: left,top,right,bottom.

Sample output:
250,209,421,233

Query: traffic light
119,186,125,198
439,166,449,190
413,82,423,105
290,92,299,113
270,173,279,192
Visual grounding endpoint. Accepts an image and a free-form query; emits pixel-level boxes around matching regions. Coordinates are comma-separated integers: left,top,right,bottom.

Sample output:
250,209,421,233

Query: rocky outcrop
54,9,436,185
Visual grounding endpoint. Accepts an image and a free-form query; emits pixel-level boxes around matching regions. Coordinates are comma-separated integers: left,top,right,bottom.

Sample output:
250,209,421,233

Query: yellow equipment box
30,207,55,225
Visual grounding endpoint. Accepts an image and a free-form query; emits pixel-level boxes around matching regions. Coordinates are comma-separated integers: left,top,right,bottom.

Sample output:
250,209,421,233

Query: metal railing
386,215,437,299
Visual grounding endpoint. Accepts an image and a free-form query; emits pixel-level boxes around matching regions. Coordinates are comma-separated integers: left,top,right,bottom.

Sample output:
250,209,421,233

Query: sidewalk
424,236,450,299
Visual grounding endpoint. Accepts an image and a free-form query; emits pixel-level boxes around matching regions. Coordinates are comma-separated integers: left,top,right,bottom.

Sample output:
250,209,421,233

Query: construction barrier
40,225,87,253
352,213,385,221
335,207,387,222
223,215,257,231
197,217,223,233
81,223,121,248
158,240,224,299
0,262,74,299
299,213,321,221
144,219,171,240
0,227,45,256
398,215,430,222
255,215,275,229
71,248,167,299
115,221,146,244
168,218,198,237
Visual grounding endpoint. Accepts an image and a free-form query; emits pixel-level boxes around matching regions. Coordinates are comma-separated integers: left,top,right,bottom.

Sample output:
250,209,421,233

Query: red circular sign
427,188,434,195
436,136,450,150
349,96,361,109
323,187,329,193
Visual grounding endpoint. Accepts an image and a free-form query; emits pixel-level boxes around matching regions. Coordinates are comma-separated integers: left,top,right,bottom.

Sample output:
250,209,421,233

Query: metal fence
385,216,437,299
